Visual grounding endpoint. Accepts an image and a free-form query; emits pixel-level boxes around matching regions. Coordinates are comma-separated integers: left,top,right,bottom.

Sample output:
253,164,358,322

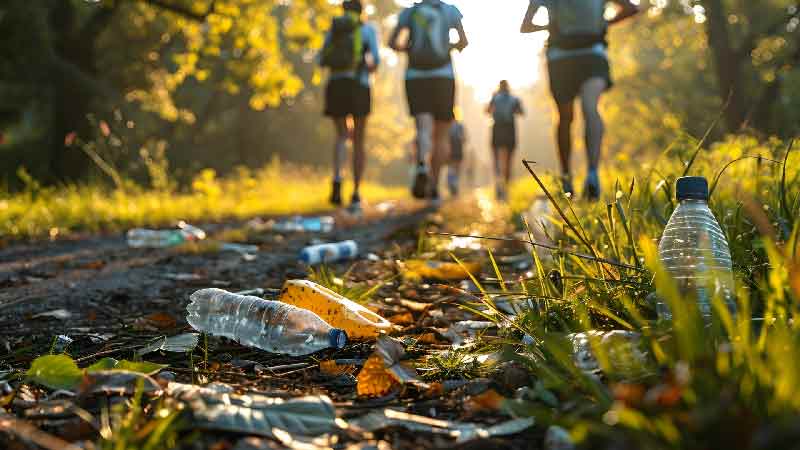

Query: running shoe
412,163,429,199
561,175,574,197
348,192,363,215
584,171,601,201
330,180,342,206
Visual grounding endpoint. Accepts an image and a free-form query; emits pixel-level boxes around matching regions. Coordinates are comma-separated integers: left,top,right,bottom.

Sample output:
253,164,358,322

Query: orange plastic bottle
278,280,392,340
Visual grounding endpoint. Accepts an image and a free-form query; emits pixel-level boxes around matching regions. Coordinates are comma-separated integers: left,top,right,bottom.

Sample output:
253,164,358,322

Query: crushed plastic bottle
127,221,206,248
279,280,392,340
299,240,358,265
658,177,736,319
186,288,347,356
272,216,335,233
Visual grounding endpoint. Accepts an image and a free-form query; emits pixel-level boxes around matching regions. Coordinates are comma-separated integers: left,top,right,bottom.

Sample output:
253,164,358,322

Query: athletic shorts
492,122,517,151
547,54,613,105
405,78,456,121
324,78,371,118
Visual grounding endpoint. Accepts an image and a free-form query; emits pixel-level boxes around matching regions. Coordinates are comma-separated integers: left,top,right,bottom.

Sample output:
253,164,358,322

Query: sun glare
450,0,548,102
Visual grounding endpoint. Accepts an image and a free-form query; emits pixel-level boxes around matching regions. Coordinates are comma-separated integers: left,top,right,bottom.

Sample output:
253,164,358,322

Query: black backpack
321,13,364,71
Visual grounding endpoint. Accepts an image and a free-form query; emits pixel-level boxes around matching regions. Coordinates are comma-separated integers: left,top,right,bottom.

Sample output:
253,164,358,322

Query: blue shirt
322,23,381,88
397,1,463,80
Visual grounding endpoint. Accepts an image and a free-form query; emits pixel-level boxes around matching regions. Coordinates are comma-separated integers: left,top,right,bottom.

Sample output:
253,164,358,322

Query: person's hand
366,61,377,73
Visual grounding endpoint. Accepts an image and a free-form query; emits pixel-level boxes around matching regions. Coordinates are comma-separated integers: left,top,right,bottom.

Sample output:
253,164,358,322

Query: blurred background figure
447,108,468,197
487,80,524,202
319,0,380,213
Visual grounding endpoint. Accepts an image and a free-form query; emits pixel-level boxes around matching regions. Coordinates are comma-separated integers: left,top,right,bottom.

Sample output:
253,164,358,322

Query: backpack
321,13,364,71
492,94,519,124
407,2,451,70
549,0,608,50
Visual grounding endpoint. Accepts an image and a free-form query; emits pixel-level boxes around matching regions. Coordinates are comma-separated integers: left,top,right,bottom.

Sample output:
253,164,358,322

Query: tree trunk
701,0,749,132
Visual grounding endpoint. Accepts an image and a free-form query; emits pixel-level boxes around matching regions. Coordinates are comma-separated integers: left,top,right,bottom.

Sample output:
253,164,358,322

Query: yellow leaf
356,354,398,397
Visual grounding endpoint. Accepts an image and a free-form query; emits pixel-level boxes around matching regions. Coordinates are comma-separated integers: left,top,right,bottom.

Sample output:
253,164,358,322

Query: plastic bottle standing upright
186,288,347,356
658,177,736,320
299,240,358,265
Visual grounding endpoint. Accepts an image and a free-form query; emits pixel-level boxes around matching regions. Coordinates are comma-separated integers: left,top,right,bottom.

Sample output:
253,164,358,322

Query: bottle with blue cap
657,176,736,320
186,288,347,356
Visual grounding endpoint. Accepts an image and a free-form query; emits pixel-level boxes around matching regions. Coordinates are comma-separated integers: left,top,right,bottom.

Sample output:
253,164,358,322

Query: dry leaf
415,333,441,345
134,312,177,331
399,298,431,312
789,264,800,301
319,360,356,376
356,354,398,397
389,312,415,326
464,389,506,413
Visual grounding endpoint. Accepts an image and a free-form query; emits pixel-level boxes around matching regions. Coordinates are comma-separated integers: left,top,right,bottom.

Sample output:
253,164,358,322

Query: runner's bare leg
332,118,349,181
352,116,367,195
431,119,452,195
580,78,607,172
415,114,434,166
556,101,575,192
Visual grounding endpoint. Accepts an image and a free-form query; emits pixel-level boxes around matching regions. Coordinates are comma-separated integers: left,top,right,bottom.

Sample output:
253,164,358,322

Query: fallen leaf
415,333,442,345
464,389,506,413
26,355,82,391
389,312,415,326
78,371,161,396
133,312,177,331
790,264,800,301
79,260,105,270
319,360,356,376
85,358,166,376
137,333,199,356
399,298,431,312
356,354,398,397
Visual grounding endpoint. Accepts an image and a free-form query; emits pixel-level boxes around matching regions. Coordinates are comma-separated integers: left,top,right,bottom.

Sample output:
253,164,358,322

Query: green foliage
500,135,800,449
26,354,167,391
307,265,389,305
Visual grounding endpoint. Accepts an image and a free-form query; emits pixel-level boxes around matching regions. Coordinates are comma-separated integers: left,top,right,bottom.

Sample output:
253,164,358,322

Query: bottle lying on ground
658,176,736,320
270,216,335,233
127,221,206,248
299,240,358,265
186,288,347,356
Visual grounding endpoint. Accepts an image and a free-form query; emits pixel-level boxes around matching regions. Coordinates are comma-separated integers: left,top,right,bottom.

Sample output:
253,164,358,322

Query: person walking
487,80,524,202
319,0,380,213
388,0,468,204
521,0,639,201
447,117,467,197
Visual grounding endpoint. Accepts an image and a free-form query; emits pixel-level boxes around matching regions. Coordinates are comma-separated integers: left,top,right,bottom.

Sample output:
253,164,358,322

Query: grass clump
489,135,800,449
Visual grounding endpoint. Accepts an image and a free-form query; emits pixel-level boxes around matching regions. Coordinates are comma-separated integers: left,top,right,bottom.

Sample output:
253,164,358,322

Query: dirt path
0,195,538,450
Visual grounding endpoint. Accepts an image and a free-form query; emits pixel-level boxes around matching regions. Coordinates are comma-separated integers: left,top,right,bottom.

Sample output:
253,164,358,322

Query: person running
521,0,639,201
447,117,467,197
487,80,524,201
388,0,468,203
319,0,380,213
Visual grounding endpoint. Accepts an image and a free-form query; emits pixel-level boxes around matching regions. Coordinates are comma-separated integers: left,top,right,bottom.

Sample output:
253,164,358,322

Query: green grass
0,160,407,241
486,135,800,449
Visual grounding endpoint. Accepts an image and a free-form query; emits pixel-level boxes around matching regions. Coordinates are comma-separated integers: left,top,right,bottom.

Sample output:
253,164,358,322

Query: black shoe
583,172,601,202
330,180,342,206
412,164,429,199
561,175,574,197
348,192,362,214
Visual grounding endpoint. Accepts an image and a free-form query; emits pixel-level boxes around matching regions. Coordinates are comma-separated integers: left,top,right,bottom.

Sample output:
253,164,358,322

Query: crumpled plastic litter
136,333,199,356
357,336,427,397
168,382,339,439
443,321,496,346
347,408,534,443
569,330,649,378
544,425,576,450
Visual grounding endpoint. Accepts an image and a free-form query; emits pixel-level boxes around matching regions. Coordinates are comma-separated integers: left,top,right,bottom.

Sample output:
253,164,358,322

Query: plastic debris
544,425,575,450
187,289,347,356
127,221,206,248
33,309,72,320
443,321,496,346
51,335,73,354
168,382,338,439
137,333,200,356
357,336,426,397
300,241,358,265
253,216,335,233
279,280,391,340
569,330,650,378
348,408,534,443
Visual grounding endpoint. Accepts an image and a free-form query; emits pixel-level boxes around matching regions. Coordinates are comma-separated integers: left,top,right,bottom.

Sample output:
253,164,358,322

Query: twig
0,412,83,450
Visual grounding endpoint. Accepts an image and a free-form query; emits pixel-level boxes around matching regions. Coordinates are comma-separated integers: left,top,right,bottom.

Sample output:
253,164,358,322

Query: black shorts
405,78,456,121
492,122,517,151
324,78,371,118
547,54,613,105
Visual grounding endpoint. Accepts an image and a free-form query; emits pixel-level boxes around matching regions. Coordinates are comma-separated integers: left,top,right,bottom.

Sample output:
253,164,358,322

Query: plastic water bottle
186,288,347,356
299,240,358,265
271,216,335,233
658,177,736,319
127,222,206,248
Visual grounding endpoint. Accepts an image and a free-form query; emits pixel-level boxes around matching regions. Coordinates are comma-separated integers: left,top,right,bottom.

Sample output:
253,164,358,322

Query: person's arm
486,97,495,115
388,10,408,51
316,31,332,66
515,99,525,116
521,0,547,33
451,21,468,51
608,0,640,26
366,26,380,72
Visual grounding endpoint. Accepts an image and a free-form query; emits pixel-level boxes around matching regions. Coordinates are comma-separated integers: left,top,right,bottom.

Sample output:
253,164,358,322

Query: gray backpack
408,2,451,70
549,0,608,49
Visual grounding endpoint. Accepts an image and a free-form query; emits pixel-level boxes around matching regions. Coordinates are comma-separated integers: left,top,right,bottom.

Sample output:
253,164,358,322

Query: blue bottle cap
328,329,348,349
676,176,709,201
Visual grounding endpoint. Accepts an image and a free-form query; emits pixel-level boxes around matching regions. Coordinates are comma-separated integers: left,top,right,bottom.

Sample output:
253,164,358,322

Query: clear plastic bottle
271,216,335,233
299,240,358,265
658,177,736,319
127,222,206,248
186,288,347,356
